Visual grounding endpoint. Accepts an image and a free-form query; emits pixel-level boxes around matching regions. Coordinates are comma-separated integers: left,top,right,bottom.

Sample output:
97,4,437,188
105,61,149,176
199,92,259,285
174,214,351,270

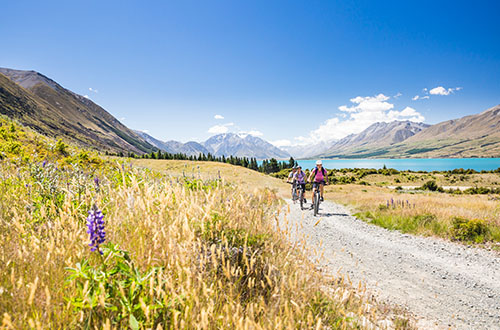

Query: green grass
355,210,500,243
355,211,449,237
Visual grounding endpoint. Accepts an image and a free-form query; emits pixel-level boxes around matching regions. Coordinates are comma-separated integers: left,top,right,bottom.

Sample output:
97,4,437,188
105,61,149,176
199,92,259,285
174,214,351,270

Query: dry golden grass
325,184,500,242
0,155,412,328
127,158,291,197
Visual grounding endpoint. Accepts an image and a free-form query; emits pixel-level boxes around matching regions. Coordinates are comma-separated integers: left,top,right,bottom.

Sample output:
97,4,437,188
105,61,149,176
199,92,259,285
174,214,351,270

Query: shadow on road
318,212,349,217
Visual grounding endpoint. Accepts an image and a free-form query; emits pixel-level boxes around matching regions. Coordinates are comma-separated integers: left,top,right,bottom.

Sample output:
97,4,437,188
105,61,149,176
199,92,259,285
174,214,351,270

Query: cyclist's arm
307,171,314,182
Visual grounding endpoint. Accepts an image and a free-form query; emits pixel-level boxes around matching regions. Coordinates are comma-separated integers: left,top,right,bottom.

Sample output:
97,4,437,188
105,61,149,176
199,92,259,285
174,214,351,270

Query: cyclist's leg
311,182,315,202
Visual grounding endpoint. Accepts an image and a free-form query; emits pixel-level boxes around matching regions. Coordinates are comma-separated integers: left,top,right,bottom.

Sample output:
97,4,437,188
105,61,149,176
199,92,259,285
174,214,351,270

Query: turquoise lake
291,158,500,172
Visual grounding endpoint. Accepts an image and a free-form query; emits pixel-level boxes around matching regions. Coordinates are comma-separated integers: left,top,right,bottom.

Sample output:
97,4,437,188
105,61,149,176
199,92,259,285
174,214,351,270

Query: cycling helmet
316,160,322,165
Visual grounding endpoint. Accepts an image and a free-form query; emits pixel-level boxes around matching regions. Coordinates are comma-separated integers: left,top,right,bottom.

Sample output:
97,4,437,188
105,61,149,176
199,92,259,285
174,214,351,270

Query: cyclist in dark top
308,160,328,203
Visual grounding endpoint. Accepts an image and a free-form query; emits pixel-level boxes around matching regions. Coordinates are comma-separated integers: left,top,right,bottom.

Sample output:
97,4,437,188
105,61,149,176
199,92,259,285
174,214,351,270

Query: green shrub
451,217,490,243
421,180,443,192
55,139,69,156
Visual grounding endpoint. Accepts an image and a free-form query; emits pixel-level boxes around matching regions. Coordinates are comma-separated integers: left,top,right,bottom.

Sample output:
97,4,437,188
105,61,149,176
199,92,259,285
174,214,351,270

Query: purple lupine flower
42,160,47,168
94,177,100,191
86,205,106,254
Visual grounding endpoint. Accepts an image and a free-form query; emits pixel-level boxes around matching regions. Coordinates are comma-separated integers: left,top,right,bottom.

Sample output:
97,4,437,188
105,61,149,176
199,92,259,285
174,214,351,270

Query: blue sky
1,0,499,146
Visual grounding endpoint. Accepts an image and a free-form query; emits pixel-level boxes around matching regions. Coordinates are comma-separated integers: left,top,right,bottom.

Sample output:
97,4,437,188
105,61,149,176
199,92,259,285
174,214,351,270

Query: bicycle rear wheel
299,190,304,209
313,191,320,216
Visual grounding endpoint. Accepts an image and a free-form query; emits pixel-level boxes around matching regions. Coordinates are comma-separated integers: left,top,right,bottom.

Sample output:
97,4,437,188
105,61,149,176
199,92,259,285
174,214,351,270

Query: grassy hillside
0,118,410,329
0,70,154,154
127,158,290,196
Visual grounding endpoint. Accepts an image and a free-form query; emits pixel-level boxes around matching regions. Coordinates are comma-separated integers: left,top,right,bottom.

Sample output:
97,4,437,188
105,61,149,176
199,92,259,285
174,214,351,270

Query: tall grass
0,119,411,328
327,185,500,244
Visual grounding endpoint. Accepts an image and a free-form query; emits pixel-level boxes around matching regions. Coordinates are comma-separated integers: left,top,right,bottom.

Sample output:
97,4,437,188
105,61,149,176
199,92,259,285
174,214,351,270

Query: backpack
312,167,326,176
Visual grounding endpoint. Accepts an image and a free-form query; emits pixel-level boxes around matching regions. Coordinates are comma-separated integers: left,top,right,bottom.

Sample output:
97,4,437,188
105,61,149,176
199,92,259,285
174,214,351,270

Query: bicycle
296,182,306,210
311,182,321,216
289,181,298,203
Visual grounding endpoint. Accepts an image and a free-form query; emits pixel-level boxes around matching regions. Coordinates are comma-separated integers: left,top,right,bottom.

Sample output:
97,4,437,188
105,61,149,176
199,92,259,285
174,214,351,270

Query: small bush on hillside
451,217,490,243
55,139,69,156
420,180,443,192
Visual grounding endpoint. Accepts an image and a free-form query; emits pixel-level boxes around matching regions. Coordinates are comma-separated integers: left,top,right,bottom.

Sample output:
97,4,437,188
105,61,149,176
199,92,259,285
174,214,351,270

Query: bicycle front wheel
314,192,320,216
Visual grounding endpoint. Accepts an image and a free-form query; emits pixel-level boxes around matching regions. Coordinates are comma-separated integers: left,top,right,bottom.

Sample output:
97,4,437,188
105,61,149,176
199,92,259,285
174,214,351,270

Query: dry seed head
27,277,39,305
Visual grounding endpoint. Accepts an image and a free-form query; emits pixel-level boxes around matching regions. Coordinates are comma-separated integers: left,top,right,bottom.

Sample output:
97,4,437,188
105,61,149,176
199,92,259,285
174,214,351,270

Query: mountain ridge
318,121,430,158
317,105,500,159
0,67,155,154
136,131,290,159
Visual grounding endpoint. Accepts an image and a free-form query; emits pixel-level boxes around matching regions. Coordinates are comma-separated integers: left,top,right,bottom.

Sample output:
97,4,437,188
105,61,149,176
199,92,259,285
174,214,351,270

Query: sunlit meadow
0,118,411,329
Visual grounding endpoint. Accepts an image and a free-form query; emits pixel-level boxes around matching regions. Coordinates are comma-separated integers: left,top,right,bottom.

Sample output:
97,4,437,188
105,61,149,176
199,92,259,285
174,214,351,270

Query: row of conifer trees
111,150,296,174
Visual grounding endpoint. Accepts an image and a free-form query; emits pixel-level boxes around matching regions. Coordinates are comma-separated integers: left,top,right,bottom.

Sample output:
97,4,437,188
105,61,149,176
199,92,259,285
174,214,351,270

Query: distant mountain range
137,131,291,159
135,130,210,156
1,67,499,160
316,121,429,158
315,105,500,159
0,67,288,159
0,68,154,154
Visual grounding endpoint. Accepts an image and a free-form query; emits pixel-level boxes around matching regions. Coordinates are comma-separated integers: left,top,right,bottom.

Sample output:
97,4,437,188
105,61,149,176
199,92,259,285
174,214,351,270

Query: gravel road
282,199,500,329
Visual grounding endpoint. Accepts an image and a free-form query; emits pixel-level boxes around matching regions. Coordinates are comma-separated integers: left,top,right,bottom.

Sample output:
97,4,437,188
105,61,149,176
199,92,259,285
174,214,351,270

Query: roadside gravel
281,199,500,329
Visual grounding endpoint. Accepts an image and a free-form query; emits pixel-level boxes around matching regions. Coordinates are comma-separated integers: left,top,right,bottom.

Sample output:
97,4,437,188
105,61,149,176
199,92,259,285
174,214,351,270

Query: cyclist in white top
287,166,298,199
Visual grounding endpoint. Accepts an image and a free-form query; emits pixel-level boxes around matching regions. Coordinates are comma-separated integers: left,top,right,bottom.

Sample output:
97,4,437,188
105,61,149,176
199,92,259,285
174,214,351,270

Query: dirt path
281,199,500,329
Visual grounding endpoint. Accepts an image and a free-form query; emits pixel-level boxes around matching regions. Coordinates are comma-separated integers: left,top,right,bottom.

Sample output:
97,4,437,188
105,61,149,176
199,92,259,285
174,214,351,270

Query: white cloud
208,123,234,134
214,114,224,120
394,92,402,99
241,130,263,137
412,95,430,101
271,139,292,147
83,95,89,99
287,93,425,146
88,87,98,93
119,117,126,121
139,129,150,134
429,86,462,96
339,93,394,113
